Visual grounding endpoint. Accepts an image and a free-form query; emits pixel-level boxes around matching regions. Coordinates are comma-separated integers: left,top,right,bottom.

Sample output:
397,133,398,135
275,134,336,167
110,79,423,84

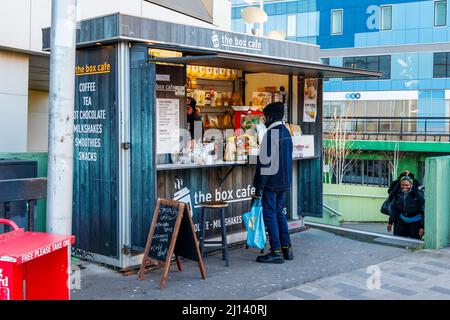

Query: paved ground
259,248,450,300
71,227,411,300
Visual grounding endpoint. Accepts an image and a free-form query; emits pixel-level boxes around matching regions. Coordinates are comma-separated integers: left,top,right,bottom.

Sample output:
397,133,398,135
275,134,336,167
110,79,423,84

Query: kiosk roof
152,52,382,79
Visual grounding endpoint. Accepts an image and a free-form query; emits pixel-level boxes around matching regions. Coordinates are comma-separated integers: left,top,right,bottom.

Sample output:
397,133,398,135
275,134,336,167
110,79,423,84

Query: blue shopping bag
242,198,266,250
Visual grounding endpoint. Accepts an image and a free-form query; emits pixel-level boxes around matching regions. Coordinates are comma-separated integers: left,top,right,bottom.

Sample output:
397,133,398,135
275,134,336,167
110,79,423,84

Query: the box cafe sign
42,14,319,63
211,31,262,52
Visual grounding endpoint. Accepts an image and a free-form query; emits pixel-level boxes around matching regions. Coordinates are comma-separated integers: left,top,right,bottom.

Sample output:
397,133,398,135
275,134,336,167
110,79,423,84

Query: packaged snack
199,66,206,77
186,65,192,77
219,68,227,79
213,67,220,79
206,66,213,78
191,65,199,76
226,69,232,79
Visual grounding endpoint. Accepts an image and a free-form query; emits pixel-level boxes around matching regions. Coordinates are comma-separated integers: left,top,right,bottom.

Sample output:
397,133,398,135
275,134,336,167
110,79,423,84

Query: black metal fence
324,116,450,141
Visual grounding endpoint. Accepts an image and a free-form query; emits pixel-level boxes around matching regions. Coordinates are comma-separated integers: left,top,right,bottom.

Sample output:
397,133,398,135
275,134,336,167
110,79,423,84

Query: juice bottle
210,85,215,107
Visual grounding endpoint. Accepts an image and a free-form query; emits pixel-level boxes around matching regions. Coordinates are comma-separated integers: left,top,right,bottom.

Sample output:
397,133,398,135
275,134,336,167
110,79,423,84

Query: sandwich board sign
138,198,206,289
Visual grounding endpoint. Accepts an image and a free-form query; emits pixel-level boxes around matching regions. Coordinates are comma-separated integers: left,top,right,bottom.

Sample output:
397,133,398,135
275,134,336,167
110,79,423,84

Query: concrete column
424,155,450,249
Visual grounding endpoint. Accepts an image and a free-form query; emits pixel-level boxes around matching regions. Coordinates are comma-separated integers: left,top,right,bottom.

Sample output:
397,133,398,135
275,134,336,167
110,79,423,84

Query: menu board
156,98,180,154
73,45,119,258
139,199,205,289
148,201,180,262
155,64,186,156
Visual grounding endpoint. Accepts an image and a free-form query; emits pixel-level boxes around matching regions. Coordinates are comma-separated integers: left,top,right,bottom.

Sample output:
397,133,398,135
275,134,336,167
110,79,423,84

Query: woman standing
387,175,425,239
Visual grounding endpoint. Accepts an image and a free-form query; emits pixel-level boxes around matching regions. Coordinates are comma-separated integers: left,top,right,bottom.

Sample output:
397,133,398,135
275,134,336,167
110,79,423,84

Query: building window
331,9,343,35
380,5,392,30
435,0,447,27
342,55,391,80
287,14,297,37
341,159,390,187
433,52,450,77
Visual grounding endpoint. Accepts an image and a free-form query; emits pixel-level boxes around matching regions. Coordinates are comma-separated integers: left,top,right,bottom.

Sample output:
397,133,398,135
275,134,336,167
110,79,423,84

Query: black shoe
256,250,284,264
281,246,294,260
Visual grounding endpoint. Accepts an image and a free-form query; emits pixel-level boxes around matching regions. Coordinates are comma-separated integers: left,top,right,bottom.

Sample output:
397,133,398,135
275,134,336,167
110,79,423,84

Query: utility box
0,160,38,232
0,219,75,300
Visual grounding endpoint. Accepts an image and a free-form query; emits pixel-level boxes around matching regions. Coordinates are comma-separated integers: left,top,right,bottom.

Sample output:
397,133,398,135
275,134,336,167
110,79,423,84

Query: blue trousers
261,190,291,251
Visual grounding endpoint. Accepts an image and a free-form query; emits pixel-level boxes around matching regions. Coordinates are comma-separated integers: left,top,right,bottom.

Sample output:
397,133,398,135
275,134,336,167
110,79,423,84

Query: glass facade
231,0,450,123
324,100,418,118
324,100,419,133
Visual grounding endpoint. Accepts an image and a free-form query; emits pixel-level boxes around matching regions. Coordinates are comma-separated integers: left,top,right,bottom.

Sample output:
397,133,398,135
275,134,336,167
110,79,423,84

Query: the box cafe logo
345,93,361,100
211,31,262,51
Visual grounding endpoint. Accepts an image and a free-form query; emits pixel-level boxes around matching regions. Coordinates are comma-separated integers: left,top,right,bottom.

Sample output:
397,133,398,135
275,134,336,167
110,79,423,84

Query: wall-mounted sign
211,31,262,52
303,78,318,123
324,91,419,101
73,45,119,258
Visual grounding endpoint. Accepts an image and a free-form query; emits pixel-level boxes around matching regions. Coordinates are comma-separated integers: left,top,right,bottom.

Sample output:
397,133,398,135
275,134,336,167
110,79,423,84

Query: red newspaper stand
0,219,75,300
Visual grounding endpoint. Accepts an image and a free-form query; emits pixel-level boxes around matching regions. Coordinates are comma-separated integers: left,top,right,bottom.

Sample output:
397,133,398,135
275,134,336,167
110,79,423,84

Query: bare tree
324,108,361,184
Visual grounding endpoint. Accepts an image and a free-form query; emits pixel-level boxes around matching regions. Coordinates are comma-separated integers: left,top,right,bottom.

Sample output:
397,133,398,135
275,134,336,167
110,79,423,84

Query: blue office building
232,0,450,128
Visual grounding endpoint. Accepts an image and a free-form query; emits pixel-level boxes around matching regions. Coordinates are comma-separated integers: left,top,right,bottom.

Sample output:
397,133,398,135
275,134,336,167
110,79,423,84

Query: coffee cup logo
212,33,220,48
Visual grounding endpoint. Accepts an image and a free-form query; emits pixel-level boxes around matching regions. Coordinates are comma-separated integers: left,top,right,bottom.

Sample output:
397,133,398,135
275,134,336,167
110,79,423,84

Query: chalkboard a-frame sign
138,198,206,289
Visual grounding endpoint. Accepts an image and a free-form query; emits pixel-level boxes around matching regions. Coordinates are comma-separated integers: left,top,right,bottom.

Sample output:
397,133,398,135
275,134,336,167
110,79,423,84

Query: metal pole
46,0,78,235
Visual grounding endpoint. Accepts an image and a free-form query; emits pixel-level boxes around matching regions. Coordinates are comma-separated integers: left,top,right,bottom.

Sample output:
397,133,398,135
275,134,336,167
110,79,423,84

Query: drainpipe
46,0,77,236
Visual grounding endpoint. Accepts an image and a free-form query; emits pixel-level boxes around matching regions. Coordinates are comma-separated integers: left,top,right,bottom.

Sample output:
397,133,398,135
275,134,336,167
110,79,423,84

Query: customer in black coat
387,175,425,239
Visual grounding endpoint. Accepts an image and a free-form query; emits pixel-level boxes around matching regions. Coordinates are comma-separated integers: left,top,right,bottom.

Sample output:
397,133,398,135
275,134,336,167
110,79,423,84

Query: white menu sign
156,98,180,154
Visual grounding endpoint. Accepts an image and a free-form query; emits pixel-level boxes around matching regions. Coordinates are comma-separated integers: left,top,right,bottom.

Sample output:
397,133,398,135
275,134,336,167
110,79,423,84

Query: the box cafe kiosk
43,14,380,269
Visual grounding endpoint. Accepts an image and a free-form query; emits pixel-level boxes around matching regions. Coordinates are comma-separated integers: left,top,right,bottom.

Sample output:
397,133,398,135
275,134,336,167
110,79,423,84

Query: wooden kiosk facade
43,13,380,268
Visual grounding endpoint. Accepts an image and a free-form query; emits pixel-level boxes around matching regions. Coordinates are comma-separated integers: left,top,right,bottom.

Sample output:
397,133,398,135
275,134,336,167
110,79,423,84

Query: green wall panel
0,152,48,232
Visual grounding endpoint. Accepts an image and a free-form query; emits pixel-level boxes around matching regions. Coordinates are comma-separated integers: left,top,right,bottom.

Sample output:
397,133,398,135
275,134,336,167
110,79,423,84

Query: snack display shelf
156,160,248,171
157,156,320,171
